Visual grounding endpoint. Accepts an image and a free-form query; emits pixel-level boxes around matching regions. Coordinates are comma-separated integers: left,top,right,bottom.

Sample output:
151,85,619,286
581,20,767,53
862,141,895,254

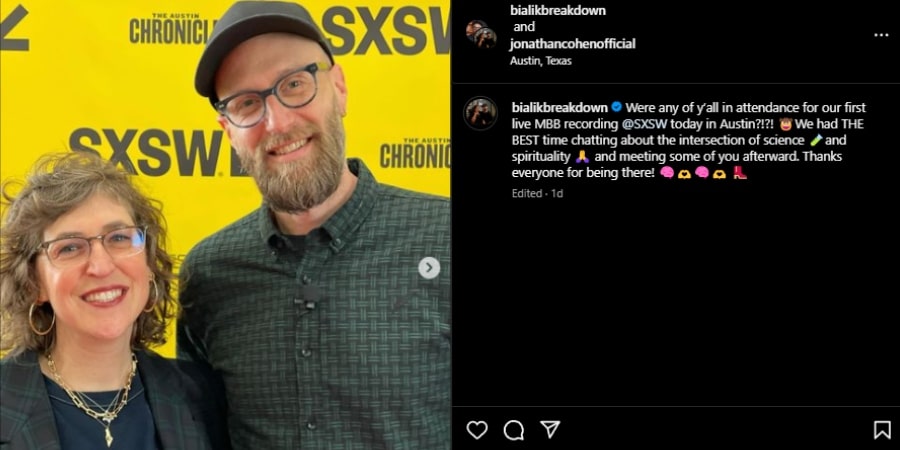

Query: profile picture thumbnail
474,28,497,49
464,97,498,130
466,20,487,42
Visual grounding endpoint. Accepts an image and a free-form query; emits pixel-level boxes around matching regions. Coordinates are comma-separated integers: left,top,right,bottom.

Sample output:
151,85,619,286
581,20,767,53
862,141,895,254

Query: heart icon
466,420,488,440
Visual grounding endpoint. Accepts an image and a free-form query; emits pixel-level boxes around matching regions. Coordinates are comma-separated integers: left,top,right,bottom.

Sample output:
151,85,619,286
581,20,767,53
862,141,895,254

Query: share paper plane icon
540,420,561,439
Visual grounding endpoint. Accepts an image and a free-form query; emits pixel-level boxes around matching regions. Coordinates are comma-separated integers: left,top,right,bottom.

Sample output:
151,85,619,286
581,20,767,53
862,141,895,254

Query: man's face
215,33,349,212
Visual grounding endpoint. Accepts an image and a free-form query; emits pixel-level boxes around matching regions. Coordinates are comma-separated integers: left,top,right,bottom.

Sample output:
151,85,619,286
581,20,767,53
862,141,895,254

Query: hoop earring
28,303,55,336
144,280,159,313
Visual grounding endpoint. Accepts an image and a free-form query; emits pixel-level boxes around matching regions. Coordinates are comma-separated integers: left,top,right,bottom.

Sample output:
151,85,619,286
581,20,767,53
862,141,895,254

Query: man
176,2,451,449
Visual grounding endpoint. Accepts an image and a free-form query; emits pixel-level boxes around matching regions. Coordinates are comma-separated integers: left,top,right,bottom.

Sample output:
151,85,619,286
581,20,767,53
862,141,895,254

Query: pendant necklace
47,352,137,448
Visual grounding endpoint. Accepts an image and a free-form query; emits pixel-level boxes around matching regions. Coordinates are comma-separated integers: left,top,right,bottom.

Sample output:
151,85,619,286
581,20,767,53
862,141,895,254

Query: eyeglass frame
35,226,148,268
214,61,331,128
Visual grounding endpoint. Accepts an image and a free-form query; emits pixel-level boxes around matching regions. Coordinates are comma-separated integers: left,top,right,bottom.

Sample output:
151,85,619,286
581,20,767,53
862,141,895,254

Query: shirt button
334,238,342,246
301,348,312,357
306,421,317,430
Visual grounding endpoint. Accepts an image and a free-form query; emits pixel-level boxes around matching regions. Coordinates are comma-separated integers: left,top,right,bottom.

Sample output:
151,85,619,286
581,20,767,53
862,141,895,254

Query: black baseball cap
195,1,334,105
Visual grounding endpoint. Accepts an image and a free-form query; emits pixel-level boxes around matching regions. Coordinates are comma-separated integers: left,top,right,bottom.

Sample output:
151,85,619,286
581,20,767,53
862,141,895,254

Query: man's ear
216,115,232,139
330,63,348,117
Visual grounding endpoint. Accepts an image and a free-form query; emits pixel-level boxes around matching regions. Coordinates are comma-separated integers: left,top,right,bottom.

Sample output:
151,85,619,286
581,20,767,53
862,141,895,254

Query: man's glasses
36,226,147,269
215,62,330,128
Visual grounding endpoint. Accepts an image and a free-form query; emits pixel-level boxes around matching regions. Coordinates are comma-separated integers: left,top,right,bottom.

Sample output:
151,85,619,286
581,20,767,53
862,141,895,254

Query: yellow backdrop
0,0,450,356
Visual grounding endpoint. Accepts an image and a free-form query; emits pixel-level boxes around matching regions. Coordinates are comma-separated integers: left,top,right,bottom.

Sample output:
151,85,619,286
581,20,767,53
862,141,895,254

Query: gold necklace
46,352,137,448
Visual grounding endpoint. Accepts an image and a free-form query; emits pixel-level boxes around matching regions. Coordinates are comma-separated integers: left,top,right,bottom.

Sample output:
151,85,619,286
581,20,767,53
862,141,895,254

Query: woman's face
35,192,151,347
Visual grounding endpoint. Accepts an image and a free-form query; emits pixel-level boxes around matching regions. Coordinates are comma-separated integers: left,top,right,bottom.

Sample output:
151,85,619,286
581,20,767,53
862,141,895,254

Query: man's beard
238,102,346,213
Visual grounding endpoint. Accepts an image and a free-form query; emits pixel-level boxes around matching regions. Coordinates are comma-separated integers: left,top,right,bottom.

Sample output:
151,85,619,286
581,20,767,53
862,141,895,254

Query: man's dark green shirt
177,158,450,449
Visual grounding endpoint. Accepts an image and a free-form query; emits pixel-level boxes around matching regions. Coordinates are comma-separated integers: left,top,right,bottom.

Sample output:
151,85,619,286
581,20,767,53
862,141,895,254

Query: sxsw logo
1,4,29,51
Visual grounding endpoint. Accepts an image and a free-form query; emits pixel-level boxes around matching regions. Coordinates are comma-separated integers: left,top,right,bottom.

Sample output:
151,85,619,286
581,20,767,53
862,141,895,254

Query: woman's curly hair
1,151,177,356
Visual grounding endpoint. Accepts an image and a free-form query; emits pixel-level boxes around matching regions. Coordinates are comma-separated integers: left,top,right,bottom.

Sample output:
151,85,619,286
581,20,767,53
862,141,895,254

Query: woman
0,151,229,449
